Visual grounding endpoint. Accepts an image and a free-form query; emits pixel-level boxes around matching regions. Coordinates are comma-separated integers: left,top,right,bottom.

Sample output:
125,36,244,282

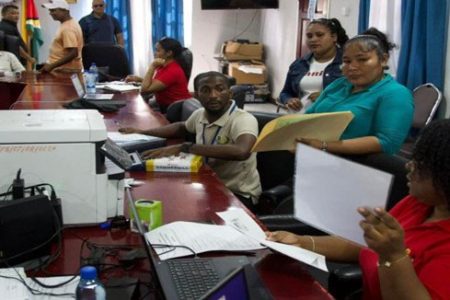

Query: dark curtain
397,0,447,90
106,0,133,69
152,0,184,45
358,0,370,34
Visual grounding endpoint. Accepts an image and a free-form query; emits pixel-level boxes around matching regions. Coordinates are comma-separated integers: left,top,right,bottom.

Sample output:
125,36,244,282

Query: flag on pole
21,0,43,62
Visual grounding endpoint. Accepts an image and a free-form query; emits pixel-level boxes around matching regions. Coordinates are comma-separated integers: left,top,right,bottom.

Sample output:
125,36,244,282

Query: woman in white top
279,18,348,112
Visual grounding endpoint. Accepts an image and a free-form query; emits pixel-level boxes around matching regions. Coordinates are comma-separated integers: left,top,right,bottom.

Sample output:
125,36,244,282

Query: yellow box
145,154,203,173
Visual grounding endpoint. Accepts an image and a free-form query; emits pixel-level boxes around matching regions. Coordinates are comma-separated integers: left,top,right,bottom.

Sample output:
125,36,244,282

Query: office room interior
24,0,450,118
2,0,450,299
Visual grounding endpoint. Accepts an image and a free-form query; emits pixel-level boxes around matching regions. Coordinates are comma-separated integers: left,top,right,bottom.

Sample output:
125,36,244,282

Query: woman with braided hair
268,119,450,299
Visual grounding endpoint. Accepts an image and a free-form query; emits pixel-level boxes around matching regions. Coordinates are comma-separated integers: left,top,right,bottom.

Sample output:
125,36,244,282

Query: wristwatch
180,142,194,153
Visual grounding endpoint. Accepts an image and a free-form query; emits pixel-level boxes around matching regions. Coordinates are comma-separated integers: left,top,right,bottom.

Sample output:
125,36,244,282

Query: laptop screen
70,74,85,98
202,267,249,300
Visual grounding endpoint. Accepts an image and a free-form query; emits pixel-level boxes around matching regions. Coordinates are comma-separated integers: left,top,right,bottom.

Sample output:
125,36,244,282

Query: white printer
0,110,125,225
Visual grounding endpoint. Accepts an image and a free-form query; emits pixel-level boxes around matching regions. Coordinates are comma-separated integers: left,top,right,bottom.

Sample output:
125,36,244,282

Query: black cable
231,10,258,40
30,275,78,289
0,268,75,298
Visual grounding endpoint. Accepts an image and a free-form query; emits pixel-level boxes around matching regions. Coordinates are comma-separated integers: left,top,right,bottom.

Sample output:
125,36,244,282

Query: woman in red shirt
126,37,192,113
267,119,450,300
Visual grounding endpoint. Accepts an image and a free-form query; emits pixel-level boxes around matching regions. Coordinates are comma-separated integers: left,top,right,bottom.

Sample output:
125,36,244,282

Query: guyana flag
21,0,44,62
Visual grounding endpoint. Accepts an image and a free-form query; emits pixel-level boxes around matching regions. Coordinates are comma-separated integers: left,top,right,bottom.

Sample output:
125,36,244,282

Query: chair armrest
258,184,292,214
328,263,362,300
259,215,327,236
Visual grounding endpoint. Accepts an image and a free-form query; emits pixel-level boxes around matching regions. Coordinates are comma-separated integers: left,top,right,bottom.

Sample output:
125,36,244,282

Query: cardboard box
223,41,263,61
228,62,267,85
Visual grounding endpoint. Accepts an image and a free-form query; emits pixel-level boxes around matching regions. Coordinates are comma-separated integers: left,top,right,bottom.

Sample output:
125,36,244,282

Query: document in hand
251,111,354,152
145,208,328,271
294,144,393,246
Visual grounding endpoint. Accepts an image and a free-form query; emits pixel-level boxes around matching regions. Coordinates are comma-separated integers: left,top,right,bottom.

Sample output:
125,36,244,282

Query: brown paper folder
251,111,354,152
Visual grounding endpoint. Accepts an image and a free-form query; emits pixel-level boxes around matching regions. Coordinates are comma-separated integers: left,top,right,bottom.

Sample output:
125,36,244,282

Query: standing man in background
0,4,36,68
41,0,83,73
79,0,124,46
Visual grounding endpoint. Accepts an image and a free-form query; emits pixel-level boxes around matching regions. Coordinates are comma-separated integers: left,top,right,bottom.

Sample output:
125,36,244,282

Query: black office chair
0,31,5,50
82,43,130,80
4,34,20,60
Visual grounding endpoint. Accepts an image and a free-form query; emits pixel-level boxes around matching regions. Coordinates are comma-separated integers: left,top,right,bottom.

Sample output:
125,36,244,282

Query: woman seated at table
300,28,414,155
279,18,348,113
125,37,191,113
267,119,450,299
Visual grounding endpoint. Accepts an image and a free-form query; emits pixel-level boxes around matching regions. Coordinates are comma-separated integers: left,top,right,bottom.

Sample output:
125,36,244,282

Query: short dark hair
1,4,19,16
309,18,349,47
193,71,230,92
345,27,396,60
412,119,450,205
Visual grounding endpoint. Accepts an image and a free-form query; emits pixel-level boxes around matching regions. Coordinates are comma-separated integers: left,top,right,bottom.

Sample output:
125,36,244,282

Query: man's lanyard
201,102,237,164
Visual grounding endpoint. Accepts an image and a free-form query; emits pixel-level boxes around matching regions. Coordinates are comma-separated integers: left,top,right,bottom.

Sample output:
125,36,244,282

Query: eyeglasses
93,4,104,8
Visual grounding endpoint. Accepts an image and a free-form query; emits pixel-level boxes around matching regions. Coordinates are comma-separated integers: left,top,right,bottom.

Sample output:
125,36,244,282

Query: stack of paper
108,132,166,152
145,207,328,271
98,81,140,93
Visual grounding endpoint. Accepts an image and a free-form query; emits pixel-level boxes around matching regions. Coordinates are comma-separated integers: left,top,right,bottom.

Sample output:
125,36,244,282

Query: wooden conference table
1,71,333,299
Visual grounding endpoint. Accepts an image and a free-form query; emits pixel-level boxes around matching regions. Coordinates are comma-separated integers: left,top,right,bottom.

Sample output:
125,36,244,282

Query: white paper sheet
145,221,265,260
294,144,393,246
261,240,328,272
108,132,159,142
216,208,267,241
0,268,78,300
217,208,328,272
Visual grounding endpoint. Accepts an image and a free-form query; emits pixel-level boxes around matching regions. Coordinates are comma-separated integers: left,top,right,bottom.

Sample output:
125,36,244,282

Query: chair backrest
166,98,202,123
345,153,409,210
4,34,20,59
177,48,193,81
82,43,130,79
0,31,5,50
412,83,442,129
251,111,295,190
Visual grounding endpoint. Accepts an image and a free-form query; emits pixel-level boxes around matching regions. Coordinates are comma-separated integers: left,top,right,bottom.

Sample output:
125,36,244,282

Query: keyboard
167,259,221,300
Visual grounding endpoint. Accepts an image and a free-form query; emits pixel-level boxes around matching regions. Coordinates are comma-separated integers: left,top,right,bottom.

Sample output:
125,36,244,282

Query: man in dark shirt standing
0,5,35,67
79,0,124,46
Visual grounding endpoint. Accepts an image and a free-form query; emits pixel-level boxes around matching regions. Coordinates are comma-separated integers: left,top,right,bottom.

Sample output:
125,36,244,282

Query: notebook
125,188,270,300
70,74,114,101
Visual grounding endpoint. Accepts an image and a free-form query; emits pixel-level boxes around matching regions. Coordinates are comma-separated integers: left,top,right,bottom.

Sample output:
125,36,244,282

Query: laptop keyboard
167,259,220,300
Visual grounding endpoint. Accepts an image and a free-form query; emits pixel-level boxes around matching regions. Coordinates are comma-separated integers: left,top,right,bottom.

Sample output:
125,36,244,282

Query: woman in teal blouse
302,28,414,155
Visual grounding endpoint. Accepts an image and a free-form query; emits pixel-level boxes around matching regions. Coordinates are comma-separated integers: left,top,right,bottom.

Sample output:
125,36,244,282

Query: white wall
260,1,299,99
328,0,359,37
188,0,262,89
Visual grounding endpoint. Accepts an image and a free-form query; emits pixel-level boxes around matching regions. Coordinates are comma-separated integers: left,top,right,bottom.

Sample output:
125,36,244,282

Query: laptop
70,74,114,101
126,188,271,300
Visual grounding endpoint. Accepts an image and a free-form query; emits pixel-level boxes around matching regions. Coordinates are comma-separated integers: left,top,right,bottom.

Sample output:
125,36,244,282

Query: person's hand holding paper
251,111,353,152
